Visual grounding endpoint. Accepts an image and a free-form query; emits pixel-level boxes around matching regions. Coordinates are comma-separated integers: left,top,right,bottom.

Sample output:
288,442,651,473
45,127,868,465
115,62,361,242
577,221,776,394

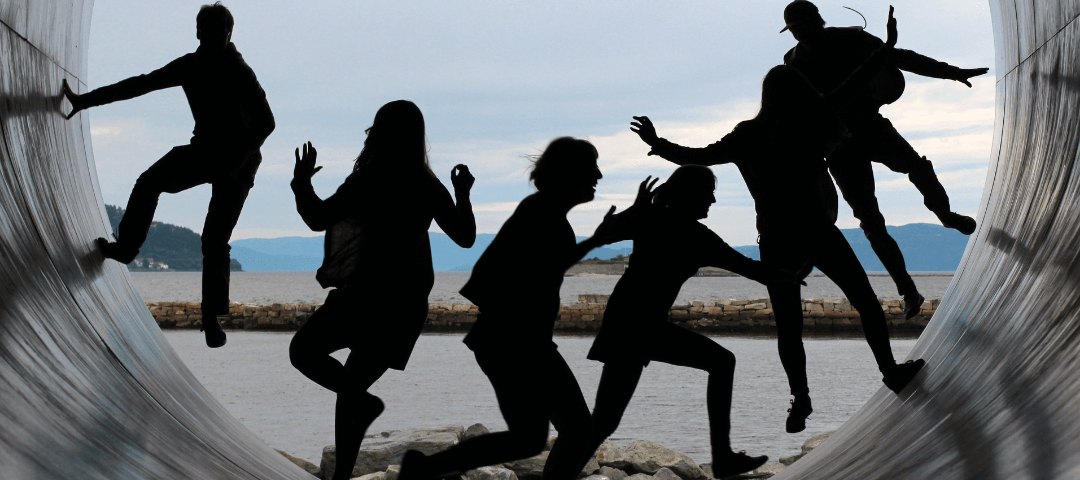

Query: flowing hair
353,100,434,178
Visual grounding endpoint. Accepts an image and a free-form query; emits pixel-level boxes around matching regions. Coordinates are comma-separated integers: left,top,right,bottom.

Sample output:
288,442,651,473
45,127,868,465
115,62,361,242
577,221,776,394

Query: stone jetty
276,425,836,479
148,295,935,335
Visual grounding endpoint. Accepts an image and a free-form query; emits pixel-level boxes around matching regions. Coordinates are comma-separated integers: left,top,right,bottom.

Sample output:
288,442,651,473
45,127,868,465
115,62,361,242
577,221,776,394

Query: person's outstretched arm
560,205,620,272
631,115,742,167
702,231,809,286
433,165,477,248
62,57,187,119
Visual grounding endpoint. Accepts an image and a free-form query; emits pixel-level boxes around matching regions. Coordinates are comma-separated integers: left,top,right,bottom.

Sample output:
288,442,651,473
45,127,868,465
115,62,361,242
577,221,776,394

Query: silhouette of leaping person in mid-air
780,0,989,318
398,137,620,480
289,100,476,480
61,2,274,348
580,170,811,478
633,7,925,435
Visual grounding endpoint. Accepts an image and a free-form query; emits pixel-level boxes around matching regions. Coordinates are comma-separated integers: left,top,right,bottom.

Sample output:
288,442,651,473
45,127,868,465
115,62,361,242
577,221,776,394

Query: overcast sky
85,0,996,246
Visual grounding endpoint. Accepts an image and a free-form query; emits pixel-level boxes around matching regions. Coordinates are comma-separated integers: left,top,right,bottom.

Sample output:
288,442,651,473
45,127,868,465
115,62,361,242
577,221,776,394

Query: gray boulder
465,424,491,442
504,451,548,479
321,426,464,479
353,473,383,480
625,474,654,480
752,462,786,475
275,449,321,477
801,431,834,454
599,466,628,480
580,457,601,476
652,467,681,480
583,476,609,480
593,440,631,470
623,441,706,480
779,453,803,466
467,466,519,480
384,464,401,480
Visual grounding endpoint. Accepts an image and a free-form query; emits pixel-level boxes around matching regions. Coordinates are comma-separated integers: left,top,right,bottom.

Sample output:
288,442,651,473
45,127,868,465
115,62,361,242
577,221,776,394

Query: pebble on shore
290,424,837,480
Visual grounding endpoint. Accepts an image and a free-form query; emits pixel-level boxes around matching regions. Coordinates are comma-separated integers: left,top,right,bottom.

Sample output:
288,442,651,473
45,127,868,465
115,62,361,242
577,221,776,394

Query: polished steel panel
0,0,311,478
776,1,1080,478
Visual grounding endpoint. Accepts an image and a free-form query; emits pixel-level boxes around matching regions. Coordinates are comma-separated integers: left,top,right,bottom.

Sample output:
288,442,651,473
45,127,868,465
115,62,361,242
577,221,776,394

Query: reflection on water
165,331,915,465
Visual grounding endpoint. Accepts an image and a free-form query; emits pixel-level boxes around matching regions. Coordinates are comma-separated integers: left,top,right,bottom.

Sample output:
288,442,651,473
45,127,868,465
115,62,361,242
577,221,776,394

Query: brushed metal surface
0,1,310,478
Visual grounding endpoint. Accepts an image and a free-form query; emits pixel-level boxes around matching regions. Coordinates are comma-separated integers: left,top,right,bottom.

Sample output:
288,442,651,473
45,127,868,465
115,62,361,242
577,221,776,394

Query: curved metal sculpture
0,0,1076,478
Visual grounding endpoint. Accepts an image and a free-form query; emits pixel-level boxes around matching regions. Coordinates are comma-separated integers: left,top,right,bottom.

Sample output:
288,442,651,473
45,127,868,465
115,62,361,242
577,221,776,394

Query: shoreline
148,294,936,336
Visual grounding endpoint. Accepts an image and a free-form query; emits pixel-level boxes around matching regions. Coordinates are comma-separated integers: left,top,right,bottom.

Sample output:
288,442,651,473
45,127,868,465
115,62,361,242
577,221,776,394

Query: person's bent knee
288,334,311,371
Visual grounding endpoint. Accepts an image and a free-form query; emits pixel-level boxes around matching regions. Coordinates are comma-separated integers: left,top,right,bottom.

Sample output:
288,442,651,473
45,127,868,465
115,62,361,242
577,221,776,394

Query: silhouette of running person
633,7,924,435
61,2,274,348
581,169,810,478
780,0,989,318
289,100,476,480
398,137,619,480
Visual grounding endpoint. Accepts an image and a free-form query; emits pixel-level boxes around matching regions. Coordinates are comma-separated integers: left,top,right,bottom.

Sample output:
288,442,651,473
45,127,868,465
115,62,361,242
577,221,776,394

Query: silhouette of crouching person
288,101,476,480
62,2,274,348
399,137,619,480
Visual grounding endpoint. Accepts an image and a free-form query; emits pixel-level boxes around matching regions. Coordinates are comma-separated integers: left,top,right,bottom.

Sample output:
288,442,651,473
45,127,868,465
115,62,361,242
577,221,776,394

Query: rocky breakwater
147,295,936,334
299,424,836,480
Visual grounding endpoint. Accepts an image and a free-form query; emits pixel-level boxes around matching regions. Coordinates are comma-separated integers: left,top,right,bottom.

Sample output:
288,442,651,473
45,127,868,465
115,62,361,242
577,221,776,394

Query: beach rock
652,467,681,480
321,426,464,479
594,440,631,470
465,423,491,442
800,431,833,453
752,463,786,475
354,473,383,480
624,441,706,480
599,466,628,480
385,464,401,480
581,457,601,476
583,475,610,480
503,451,548,479
466,466,519,480
544,435,558,451
778,453,803,466
275,449,321,477
625,473,654,480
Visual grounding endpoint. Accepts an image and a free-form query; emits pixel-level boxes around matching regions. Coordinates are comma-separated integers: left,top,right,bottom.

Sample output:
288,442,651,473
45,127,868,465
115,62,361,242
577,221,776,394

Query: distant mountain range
105,205,243,272
230,223,969,273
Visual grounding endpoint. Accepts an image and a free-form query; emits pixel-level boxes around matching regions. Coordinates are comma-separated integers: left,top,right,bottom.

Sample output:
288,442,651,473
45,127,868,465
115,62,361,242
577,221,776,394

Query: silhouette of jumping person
780,0,989,318
633,7,924,435
61,2,274,348
581,169,810,478
398,137,619,480
289,100,476,480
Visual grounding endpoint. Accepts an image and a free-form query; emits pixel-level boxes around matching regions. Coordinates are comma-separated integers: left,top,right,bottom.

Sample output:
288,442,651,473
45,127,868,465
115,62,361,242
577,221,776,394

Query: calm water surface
135,271,954,304
164,331,916,466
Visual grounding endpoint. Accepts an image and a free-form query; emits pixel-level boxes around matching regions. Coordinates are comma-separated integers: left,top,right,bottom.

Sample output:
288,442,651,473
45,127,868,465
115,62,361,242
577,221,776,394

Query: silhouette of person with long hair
780,0,989,318
632,7,924,435
289,100,476,480
581,169,810,478
60,2,274,348
398,137,619,480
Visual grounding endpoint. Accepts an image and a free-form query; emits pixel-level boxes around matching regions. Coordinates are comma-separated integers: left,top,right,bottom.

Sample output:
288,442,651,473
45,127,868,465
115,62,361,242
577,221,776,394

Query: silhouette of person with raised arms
581,169,810,478
398,137,620,480
780,0,989,318
633,7,925,435
289,100,476,480
60,2,274,348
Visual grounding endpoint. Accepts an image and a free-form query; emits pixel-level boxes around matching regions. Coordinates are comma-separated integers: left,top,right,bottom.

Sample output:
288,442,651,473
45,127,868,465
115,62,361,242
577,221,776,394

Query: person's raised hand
885,6,897,48
633,175,660,207
293,141,322,181
62,79,85,120
451,164,475,194
592,205,619,245
955,67,989,87
631,116,659,147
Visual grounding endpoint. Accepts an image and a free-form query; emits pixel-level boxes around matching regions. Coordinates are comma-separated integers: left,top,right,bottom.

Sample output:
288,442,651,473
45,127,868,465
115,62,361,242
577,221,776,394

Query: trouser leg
200,154,260,317
851,113,952,214
584,362,643,472
760,240,809,397
116,146,210,253
827,158,918,297
815,227,896,372
544,351,593,480
646,323,737,457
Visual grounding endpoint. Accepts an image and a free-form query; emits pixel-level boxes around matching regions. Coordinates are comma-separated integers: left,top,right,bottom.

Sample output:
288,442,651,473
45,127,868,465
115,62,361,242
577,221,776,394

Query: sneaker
95,237,139,264
201,315,227,348
712,451,768,478
882,359,925,393
903,292,925,320
785,396,812,433
936,211,977,235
